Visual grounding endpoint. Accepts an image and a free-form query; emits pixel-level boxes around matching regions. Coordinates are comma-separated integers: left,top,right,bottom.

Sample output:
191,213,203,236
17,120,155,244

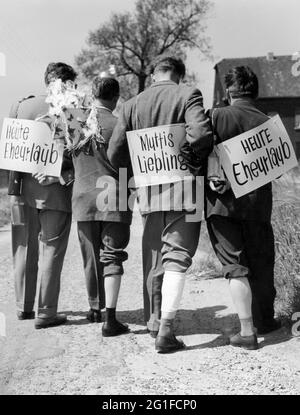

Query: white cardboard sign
126,123,193,187
217,115,298,198
0,118,63,177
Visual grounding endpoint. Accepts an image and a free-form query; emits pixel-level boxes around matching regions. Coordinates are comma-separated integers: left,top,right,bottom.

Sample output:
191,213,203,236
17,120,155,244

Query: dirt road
0,214,299,395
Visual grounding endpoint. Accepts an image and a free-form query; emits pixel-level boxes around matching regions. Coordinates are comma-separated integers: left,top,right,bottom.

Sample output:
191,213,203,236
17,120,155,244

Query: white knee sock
161,271,186,319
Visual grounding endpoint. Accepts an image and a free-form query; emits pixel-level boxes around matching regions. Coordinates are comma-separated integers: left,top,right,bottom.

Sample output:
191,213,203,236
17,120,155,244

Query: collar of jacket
94,105,112,113
150,80,178,88
231,98,257,108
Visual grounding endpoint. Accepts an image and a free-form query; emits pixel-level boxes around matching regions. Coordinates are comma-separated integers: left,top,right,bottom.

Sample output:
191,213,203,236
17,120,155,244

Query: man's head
92,76,120,111
151,56,186,84
44,62,77,86
225,66,259,102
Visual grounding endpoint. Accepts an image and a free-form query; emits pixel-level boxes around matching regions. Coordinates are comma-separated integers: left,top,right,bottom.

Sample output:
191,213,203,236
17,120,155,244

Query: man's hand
32,173,59,186
180,142,202,174
209,180,231,194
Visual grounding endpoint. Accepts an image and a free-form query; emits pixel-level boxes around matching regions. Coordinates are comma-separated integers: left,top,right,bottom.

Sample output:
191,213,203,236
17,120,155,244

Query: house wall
213,73,300,159
213,68,226,107
256,98,300,159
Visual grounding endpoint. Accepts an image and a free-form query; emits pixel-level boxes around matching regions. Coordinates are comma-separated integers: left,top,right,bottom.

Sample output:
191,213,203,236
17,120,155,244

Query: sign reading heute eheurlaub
126,123,193,187
217,115,298,198
0,118,63,177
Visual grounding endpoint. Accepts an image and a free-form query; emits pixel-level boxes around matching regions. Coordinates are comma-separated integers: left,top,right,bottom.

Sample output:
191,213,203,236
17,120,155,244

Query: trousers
142,211,201,331
77,221,130,310
12,205,71,318
207,215,276,328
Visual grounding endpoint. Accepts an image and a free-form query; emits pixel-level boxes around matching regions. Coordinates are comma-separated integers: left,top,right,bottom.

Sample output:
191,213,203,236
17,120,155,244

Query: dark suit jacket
72,107,132,224
107,80,213,213
206,99,273,222
108,80,213,171
7,95,74,213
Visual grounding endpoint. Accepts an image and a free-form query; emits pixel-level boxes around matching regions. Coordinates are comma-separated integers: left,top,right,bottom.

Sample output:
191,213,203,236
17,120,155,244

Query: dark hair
44,62,77,85
225,66,259,99
151,56,186,79
92,77,120,101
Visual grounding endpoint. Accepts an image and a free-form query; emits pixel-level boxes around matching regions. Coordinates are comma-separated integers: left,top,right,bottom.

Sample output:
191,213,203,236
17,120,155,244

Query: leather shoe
257,319,281,335
87,309,102,323
229,332,258,350
102,320,130,337
35,314,67,330
155,334,186,354
17,311,35,320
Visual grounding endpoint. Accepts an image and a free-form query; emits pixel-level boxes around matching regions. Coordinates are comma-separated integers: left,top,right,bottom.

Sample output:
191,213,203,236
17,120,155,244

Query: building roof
215,55,300,98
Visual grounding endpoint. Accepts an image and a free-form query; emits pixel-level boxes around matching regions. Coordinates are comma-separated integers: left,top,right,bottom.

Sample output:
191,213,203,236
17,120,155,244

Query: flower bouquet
42,79,105,155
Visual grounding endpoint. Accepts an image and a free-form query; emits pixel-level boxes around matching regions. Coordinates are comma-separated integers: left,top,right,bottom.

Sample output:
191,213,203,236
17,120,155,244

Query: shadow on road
60,309,146,327
60,306,239,335
185,335,228,350
60,307,292,349
175,305,238,336
60,310,91,326
259,327,292,347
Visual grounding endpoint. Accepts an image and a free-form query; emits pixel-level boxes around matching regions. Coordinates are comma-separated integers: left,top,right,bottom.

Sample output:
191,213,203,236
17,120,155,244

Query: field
0,188,10,227
272,167,300,319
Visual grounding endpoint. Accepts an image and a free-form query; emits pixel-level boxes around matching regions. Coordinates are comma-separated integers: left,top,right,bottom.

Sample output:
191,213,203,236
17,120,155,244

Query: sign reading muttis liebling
217,115,298,198
126,123,193,188
0,118,63,177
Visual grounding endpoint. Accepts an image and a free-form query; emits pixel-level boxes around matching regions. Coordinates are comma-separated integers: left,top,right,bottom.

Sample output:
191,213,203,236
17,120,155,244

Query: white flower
46,79,85,116
45,79,105,152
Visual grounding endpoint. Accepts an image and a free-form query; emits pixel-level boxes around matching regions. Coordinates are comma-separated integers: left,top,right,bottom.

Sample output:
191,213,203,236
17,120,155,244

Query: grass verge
0,188,10,228
273,167,300,320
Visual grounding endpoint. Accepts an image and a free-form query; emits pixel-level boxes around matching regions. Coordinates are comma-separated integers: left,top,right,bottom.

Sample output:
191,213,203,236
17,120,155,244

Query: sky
0,0,300,122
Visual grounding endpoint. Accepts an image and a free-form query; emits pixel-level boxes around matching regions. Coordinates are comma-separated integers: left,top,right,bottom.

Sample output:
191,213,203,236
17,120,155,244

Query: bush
273,167,300,320
0,188,10,227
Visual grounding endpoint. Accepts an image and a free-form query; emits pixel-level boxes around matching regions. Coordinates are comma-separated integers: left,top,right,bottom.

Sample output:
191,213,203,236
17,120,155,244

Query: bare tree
76,0,212,98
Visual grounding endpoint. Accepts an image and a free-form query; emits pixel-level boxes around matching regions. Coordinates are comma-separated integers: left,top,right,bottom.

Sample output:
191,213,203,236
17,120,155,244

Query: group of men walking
8,57,280,353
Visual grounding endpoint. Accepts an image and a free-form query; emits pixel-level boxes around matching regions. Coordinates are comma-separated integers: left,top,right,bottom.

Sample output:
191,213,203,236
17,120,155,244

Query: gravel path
0,214,299,395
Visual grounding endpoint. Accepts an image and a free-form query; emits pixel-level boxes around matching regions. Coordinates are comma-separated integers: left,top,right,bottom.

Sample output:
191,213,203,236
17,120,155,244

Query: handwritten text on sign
217,115,298,198
126,124,193,187
0,118,63,177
